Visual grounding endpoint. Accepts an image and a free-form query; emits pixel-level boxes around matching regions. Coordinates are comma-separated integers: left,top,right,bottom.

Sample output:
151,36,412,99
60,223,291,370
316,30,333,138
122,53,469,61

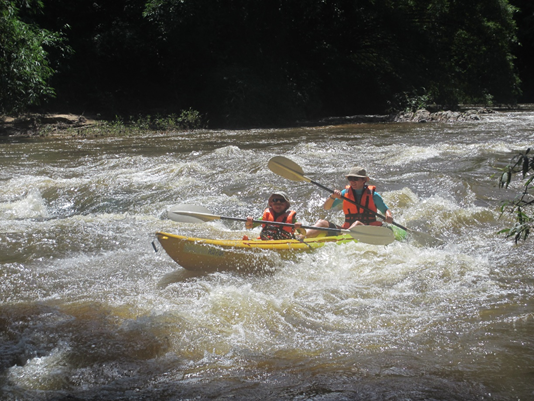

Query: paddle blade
344,225,396,245
167,204,221,223
268,156,309,182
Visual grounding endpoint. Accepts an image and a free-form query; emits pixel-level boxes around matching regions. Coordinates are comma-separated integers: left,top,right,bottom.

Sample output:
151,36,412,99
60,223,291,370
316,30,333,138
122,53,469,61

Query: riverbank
0,113,101,138
2,104,533,138
0,109,204,138
317,104,534,125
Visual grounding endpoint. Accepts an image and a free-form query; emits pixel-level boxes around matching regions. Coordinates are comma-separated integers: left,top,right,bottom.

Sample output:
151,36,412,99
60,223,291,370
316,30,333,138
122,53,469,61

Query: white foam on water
8,343,71,390
1,112,533,399
142,235,500,363
0,188,49,220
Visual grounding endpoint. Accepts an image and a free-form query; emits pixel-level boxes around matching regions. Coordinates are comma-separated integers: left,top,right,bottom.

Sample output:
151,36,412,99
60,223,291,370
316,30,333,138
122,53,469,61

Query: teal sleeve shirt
331,188,389,214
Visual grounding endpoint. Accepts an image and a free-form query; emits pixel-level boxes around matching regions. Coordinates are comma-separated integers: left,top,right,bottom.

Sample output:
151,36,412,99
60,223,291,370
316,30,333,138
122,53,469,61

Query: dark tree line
510,0,534,103
1,0,532,128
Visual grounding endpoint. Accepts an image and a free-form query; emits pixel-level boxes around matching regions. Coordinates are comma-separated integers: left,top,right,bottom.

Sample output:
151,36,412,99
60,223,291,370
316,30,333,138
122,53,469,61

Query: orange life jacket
342,185,382,228
260,208,297,240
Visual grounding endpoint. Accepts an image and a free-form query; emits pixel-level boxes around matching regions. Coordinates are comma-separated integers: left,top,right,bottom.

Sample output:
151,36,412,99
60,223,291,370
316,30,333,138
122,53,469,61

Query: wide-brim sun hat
269,191,290,206
345,166,368,178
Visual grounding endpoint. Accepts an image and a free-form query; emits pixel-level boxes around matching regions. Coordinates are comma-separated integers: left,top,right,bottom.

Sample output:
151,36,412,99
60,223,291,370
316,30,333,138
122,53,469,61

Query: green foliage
0,0,68,115
125,111,205,131
1,0,525,126
98,110,205,134
391,88,433,112
140,0,521,126
388,0,520,108
33,108,205,137
498,148,534,242
509,0,534,102
176,108,205,130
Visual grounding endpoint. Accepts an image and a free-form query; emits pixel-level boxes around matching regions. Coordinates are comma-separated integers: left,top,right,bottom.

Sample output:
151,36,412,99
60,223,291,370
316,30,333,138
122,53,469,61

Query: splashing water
1,113,533,400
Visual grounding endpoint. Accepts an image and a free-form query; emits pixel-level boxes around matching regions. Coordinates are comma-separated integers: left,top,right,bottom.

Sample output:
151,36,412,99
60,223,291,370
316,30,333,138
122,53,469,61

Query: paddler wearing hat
245,191,306,240
304,166,394,238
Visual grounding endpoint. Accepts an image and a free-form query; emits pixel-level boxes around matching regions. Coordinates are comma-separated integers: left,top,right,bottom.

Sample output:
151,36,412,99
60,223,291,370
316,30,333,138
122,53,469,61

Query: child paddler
245,191,306,240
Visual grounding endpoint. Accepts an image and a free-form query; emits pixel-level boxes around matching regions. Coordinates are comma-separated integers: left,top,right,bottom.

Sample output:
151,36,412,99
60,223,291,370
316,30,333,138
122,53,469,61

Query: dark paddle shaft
167,205,396,245
219,215,341,233
311,179,409,232
267,156,442,245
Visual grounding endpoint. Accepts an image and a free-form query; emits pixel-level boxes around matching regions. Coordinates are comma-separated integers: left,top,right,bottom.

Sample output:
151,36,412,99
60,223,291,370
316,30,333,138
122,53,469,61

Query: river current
1,111,533,400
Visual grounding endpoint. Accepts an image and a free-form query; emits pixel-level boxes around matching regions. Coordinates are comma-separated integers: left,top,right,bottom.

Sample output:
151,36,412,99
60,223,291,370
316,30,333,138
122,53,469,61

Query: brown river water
1,111,533,400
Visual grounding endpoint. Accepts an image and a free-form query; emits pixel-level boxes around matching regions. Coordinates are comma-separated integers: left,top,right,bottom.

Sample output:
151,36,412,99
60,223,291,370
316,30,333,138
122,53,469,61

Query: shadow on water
157,268,208,287
0,301,176,399
0,294,500,400
156,261,279,288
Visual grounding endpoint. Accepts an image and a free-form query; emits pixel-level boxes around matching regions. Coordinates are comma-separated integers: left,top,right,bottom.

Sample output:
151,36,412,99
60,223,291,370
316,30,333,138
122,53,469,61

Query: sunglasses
348,177,365,181
271,198,286,203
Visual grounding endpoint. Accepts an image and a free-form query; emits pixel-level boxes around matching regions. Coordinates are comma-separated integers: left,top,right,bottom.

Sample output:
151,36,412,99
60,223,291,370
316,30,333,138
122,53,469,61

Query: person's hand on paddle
245,216,254,229
331,190,342,199
293,222,307,240
323,189,342,210
294,222,307,235
268,156,443,246
384,209,393,224
166,204,396,245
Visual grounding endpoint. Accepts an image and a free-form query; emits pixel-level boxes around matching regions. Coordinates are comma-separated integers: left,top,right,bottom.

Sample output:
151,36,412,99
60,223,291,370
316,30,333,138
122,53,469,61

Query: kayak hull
155,232,356,272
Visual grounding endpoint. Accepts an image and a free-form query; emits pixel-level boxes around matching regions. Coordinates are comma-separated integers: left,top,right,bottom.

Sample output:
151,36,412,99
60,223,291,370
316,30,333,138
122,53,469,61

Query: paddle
267,156,442,246
167,204,395,246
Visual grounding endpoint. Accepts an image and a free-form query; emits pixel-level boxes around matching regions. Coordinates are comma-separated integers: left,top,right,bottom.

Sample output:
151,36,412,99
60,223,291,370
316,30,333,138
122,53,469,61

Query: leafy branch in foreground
498,148,534,242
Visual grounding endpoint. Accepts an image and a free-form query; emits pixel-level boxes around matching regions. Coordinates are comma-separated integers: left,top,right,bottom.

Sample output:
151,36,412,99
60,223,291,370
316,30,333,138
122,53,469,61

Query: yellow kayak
155,231,357,272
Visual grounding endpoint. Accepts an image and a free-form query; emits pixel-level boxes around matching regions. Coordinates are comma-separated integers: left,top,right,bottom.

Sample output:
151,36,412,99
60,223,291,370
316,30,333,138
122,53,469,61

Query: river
1,111,533,400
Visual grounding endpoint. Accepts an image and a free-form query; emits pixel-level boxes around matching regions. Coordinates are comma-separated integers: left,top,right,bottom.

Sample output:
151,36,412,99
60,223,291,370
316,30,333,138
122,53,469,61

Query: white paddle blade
345,225,396,245
268,156,310,182
167,204,220,223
